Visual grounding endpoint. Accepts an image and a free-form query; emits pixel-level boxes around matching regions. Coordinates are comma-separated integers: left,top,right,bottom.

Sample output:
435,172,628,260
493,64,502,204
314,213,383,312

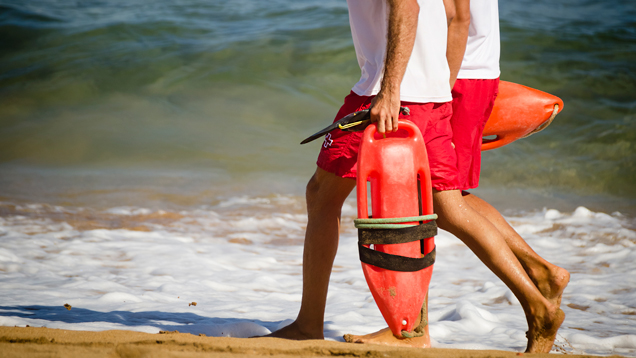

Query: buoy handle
356,120,431,220
363,120,420,143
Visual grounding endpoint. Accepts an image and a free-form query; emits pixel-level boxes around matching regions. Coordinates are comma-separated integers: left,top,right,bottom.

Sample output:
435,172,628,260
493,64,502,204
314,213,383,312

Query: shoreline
0,163,634,219
0,326,625,358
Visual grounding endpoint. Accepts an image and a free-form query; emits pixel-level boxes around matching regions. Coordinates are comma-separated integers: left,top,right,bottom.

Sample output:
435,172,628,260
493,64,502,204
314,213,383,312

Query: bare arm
443,0,456,25
370,0,419,133
446,0,470,89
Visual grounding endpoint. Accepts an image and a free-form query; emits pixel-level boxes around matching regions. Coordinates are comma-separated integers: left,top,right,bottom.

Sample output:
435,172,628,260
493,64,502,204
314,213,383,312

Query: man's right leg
345,189,566,352
267,167,356,340
434,189,564,353
450,78,569,311
462,192,570,306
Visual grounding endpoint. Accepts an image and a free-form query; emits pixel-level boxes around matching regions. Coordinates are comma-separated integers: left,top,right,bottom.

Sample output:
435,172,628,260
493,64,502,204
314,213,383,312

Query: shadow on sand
0,305,279,337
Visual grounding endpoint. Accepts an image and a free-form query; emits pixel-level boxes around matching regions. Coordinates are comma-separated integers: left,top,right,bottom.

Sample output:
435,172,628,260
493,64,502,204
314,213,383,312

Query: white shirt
457,0,500,79
347,0,452,103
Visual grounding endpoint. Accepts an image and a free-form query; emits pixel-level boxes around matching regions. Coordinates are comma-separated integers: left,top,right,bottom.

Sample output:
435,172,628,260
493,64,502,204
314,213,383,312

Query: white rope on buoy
524,104,559,138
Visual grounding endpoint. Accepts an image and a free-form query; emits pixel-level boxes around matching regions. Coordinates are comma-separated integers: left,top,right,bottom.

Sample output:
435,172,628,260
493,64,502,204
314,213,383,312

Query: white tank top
457,0,500,79
347,0,452,103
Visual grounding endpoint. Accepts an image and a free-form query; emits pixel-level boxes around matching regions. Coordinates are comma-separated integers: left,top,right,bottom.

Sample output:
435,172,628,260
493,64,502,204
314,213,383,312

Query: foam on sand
0,197,634,355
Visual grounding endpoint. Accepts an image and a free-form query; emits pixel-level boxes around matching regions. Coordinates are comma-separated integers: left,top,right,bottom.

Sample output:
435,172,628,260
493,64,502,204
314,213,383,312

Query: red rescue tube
356,121,434,337
481,81,564,151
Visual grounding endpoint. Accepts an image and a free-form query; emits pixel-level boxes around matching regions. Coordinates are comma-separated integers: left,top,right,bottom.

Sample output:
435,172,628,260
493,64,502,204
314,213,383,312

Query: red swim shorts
450,78,499,190
316,92,459,191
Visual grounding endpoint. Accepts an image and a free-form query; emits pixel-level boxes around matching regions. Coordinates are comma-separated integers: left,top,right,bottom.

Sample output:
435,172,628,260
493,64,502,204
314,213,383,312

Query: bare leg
434,190,564,353
265,168,355,340
462,192,570,306
343,191,565,352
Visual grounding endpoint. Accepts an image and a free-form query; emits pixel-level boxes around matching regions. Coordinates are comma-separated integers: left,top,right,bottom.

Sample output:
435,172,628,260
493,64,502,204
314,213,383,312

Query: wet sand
0,326,624,358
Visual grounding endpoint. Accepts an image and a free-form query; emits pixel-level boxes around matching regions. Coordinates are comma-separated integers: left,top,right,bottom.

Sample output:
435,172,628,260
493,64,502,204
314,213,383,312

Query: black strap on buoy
357,220,437,272
358,244,436,272
358,221,437,245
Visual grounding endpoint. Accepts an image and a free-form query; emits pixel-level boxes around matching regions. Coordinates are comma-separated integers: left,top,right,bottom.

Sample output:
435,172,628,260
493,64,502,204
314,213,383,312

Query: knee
432,190,469,229
305,170,353,214
305,174,321,206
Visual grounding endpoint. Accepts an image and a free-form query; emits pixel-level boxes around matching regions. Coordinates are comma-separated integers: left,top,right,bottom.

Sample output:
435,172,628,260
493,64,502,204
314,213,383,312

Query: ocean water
1,0,634,213
1,0,635,355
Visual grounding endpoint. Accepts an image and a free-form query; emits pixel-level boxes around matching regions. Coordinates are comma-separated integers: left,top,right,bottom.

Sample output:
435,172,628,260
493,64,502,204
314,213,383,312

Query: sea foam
0,199,634,355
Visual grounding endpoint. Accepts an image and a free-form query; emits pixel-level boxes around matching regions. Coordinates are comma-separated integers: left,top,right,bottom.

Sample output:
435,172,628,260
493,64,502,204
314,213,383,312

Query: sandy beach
1,326,625,358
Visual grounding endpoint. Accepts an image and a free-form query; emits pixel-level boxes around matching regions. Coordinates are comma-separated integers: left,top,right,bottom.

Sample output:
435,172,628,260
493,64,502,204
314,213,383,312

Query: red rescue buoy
482,81,564,151
356,120,435,337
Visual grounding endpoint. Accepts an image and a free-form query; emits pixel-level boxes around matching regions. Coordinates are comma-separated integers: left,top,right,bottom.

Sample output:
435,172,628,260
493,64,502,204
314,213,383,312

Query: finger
392,113,399,132
377,114,386,133
384,112,393,133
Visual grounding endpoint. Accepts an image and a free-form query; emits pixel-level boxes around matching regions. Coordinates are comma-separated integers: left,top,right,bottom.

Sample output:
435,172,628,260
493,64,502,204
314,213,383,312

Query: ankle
290,319,324,339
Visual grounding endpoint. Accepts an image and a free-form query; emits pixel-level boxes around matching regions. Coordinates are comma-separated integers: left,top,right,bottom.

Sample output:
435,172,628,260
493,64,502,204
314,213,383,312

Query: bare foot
256,321,323,340
344,327,431,348
531,264,570,307
525,308,565,353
